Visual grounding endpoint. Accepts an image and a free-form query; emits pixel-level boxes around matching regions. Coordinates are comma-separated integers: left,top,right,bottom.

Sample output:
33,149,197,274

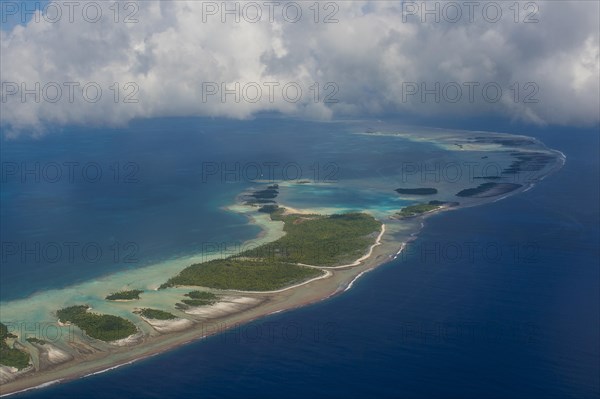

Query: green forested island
47,212,380,342
56,306,137,342
397,203,443,218
106,290,144,300
162,259,322,291
239,212,381,266
0,323,30,370
182,291,218,306
456,182,501,197
135,308,177,320
161,212,381,291
456,182,522,197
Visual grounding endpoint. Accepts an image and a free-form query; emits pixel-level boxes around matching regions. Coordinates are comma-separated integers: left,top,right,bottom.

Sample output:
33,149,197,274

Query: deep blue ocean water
3,120,599,398
1,117,427,300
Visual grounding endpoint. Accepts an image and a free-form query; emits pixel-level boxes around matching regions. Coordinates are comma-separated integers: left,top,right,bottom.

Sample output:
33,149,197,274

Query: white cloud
0,0,598,135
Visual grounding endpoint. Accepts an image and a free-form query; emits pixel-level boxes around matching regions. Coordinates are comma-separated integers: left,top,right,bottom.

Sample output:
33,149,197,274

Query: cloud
1,0,598,135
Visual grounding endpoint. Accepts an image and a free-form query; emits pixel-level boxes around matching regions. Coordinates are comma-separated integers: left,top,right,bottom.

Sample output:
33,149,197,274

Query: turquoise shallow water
277,184,410,216
3,118,595,398
1,117,456,301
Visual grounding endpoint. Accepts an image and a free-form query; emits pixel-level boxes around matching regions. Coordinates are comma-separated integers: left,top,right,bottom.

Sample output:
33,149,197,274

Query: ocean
2,119,598,398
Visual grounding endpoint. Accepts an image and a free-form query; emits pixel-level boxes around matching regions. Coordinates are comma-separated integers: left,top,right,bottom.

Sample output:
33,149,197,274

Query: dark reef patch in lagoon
395,188,438,195
503,152,555,175
456,182,522,198
243,184,280,205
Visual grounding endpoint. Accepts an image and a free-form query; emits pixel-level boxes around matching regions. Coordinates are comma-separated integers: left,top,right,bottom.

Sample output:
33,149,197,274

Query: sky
0,0,598,136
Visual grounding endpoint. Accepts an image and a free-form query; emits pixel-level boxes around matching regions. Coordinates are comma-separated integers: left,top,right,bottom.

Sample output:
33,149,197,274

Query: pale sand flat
110,332,143,347
0,366,32,385
141,318,194,334
0,366,19,384
219,296,261,305
184,302,243,317
43,345,72,365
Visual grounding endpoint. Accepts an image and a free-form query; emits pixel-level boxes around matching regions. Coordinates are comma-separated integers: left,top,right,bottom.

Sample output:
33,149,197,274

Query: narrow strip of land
297,223,386,269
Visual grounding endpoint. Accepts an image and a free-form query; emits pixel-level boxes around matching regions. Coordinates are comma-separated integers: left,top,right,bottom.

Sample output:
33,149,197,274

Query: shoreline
0,135,567,397
0,209,398,397
0,187,527,396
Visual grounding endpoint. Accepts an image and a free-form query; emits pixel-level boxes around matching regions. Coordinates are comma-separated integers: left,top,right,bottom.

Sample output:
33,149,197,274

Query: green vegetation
269,207,286,221
2,324,11,338
135,308,177,320
180,299,214,307
244,185,279,205
183,291,218,305
258,204,280,214
456,182,499,197
26,337,46,345
162,259,322,291
0,323,30,370
161,212,380,291
186,291,218,300
105,289,143,300
395,188,438,195
56,305,137,342
428,200,447,206
397,203,442,217
239,213,381,266
0,344,30,370
175,291,219,309
257,204,286,221
456,182,522,197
